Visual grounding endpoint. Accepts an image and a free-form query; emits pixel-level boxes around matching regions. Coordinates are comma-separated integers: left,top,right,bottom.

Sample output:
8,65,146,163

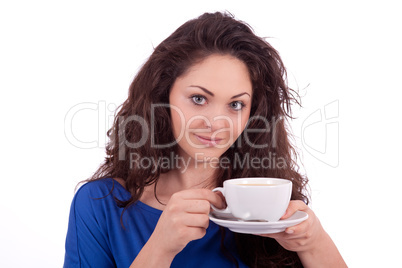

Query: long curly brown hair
89,12,309,267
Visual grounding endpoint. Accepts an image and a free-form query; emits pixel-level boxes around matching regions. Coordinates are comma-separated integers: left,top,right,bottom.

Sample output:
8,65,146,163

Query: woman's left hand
260,200,347,267
258,200,323,253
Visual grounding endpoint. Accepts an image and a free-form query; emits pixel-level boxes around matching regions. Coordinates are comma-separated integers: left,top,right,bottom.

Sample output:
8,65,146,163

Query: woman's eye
230,101,245,111
191,95,206,105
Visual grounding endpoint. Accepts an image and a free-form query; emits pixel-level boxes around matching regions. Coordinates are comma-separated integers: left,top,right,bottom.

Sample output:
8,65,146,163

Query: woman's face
169,54,252,162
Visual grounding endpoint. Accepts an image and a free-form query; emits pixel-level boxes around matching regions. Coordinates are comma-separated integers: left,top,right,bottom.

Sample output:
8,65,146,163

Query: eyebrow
190,85,214,96
230,92,251,99
189,85,251,99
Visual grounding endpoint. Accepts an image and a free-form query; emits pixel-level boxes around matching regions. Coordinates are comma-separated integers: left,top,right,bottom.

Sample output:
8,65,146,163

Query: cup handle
211,187,231,214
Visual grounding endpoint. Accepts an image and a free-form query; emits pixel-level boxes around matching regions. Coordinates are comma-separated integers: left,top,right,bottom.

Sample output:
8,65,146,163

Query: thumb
280,200,307,220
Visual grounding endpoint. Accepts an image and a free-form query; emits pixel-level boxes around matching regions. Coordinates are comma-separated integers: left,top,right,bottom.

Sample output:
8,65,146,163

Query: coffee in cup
212,177,292,222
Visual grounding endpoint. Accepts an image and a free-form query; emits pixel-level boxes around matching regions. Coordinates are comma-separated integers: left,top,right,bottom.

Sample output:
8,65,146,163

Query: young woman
64,12,346,267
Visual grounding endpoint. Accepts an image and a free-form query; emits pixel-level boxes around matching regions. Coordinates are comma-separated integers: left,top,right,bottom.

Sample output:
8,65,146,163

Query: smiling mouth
194,134,223,146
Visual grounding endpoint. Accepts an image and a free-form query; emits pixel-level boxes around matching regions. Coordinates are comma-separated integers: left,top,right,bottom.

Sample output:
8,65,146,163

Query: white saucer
209,211,308,234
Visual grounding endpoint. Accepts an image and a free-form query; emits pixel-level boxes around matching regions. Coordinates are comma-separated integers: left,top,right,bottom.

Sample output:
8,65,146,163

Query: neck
140,155,220,207
166,162,218,189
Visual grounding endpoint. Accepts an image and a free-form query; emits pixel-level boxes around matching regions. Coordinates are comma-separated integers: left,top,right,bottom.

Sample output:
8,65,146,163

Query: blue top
64,178,248,267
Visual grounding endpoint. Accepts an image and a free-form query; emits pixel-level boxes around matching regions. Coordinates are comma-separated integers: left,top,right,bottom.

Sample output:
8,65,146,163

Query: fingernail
286,229,294,234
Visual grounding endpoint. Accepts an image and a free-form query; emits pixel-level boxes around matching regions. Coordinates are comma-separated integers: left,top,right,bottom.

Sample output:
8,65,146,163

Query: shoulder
71,178,126,218
65,178,123,267
75,178,115,200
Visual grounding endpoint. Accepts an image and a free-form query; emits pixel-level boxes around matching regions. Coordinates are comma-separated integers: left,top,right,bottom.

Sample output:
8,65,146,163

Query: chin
192,148,228,162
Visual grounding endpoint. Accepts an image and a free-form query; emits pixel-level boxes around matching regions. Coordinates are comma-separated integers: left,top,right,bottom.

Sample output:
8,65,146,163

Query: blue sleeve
63,183,116,268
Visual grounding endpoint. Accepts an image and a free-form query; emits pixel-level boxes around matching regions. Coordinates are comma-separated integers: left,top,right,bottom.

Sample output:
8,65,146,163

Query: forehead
175,54,252,94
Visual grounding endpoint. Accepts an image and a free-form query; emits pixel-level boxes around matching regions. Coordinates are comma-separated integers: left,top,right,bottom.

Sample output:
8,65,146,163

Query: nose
206,107,232,132
210,115,231,132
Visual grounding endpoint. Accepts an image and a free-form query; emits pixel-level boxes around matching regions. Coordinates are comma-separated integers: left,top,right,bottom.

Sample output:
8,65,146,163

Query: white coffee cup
212,177,292,222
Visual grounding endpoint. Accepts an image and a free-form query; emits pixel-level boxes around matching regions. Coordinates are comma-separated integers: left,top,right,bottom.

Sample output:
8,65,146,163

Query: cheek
233,111,251,136
170,108,185,139
170,105,201,139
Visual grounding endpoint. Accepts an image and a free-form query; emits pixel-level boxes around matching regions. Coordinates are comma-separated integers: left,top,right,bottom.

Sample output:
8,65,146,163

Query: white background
1,1,401,267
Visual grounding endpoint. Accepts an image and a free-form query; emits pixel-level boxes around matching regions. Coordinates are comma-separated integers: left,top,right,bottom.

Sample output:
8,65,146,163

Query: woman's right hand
150,189,225,256
130,188,225,268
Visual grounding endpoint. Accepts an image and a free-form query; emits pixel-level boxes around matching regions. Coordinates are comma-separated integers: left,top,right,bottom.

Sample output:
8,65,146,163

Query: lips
194,134,223,146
